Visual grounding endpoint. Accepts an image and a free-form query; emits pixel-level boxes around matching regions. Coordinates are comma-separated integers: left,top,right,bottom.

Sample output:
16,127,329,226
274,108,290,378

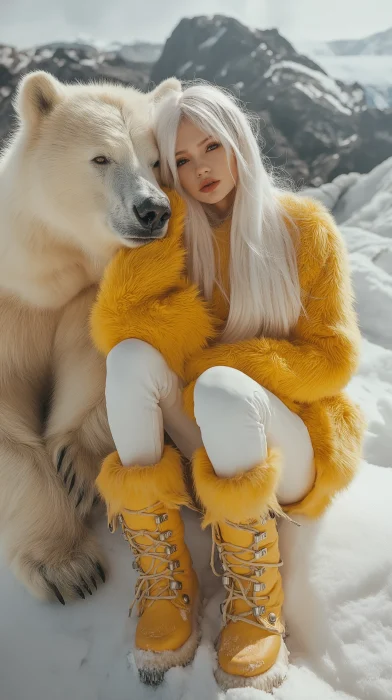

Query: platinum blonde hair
153,81,302,342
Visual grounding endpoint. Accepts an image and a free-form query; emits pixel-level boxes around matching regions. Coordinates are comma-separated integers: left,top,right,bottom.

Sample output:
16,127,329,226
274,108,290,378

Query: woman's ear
149,77,182,103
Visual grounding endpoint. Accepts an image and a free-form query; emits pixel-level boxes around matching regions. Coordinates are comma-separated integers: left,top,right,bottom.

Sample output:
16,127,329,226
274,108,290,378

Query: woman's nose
196,163,211,178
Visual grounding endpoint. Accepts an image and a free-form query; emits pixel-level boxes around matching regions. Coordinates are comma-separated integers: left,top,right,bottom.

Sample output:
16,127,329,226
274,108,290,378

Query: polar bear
0,70,180,603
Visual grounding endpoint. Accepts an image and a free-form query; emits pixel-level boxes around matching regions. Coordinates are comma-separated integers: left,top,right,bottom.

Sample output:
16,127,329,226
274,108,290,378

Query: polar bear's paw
10,526,106,604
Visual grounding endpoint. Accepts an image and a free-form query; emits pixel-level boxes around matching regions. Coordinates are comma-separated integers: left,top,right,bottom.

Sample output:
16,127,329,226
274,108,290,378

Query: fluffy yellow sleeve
183,204,361,411
90,189,217,379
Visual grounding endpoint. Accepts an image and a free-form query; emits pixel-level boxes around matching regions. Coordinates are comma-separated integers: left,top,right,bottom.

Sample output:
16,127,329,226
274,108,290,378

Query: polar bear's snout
132,196,171,237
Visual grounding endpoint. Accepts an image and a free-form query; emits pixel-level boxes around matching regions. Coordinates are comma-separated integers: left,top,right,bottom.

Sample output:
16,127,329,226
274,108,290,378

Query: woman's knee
106,339,172,395
194,366,271,428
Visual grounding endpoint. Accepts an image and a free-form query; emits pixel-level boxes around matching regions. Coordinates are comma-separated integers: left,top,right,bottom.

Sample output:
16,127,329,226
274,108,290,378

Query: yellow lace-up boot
192,445,289,692
96,445,200,686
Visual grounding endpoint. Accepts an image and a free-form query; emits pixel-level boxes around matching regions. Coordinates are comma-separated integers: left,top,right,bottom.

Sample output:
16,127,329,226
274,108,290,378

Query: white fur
0,71,179,601
130,593,202,681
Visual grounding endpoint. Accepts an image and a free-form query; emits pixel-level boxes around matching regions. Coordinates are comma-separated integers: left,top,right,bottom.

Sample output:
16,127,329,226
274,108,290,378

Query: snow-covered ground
1,161,392,699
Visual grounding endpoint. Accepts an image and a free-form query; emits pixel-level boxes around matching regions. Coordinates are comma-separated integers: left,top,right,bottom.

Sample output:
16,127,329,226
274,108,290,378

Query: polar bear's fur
0,71,180,602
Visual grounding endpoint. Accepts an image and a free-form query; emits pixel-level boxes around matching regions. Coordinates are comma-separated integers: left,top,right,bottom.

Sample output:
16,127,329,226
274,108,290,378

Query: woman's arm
90,189,217,379
183,206,361,412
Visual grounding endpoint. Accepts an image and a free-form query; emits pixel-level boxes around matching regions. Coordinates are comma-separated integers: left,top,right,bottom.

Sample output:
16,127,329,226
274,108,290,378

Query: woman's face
174,117,238,210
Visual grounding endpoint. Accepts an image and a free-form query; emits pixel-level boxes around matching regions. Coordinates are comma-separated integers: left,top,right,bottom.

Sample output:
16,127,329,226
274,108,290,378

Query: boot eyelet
253,582,266,593
159,530,172,541
220,602,226,614
254,547,267,559
268,612,277,624
169,560,180,571
254,567,265,577
253,605,265,617
170,580,182,591
182,594,190,604
222,575,230,586
165,544,177,555
254,531,267,544
155,513,168,525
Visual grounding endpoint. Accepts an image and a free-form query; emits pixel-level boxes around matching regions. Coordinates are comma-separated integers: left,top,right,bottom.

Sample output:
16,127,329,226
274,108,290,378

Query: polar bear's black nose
133,198,171,232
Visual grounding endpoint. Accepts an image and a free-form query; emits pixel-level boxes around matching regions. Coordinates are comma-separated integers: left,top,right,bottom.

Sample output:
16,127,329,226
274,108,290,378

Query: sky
0,0,391,49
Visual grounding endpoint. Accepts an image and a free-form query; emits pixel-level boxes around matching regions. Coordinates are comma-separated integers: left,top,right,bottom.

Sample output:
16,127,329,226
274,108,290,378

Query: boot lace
110,504,186,614
211,513,284,634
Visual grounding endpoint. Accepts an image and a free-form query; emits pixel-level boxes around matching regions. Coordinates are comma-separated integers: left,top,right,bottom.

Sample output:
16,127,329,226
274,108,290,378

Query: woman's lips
200,180,220,193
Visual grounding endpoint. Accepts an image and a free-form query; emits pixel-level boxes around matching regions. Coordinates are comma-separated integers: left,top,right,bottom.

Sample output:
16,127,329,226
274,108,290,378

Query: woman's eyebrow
176,136,211,156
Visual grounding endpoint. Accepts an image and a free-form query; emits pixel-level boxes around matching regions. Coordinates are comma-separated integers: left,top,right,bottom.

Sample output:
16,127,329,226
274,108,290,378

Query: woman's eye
207,142,220,152
152,160,160,169
92,156,110,165
176,158,188,168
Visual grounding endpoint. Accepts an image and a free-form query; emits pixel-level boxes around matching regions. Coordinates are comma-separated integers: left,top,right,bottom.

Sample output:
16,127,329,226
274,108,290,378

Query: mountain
1,15,392,186
151,15,392,185
104,41,163,64
296,28,392,109
329,27,392,56
0,41,150,148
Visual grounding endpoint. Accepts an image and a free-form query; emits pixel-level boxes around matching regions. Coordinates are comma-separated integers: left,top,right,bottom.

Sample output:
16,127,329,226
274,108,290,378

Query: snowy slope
1,162,392,699
306,55,392,109
294,34,392,108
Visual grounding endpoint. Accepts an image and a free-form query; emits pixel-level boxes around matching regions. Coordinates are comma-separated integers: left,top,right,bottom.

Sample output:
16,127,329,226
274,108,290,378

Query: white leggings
105,339,315,506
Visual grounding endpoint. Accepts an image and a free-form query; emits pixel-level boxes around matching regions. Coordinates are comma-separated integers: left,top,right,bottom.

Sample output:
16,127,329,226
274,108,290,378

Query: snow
80,58,97,67
178,61,193,76
0,46,14,68
294,39,392,108
308,54,392,89
65,49,78,60
265,60,355,114
13,54,31,73
1,161,392,698
338,134,358,147
293,81,352,115
366,88,390,110
198,27,227,51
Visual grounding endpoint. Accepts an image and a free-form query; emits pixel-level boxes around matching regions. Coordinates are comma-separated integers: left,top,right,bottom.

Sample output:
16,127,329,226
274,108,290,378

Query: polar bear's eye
92,156,110,165
152,160,160,169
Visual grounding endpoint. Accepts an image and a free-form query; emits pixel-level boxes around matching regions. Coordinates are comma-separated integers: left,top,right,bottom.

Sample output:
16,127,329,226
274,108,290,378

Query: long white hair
153,81,302,342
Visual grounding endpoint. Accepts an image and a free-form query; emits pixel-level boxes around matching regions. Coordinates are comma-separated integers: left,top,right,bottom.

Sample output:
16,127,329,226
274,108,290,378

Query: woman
90,82,365,691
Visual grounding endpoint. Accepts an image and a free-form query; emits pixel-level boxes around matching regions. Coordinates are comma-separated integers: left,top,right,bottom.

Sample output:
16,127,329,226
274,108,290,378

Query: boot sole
131,593,202,686
214,636,289,692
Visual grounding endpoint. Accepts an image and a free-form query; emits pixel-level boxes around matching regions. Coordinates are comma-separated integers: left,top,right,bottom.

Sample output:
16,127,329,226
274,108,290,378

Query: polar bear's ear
15,71,64,128
149,78,182,103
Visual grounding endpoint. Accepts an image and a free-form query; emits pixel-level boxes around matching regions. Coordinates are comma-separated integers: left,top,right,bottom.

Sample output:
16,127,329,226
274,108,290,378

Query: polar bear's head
12,71,181,248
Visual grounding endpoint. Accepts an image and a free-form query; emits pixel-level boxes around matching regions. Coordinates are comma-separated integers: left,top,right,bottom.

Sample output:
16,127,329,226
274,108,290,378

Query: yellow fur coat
90,189,365,519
